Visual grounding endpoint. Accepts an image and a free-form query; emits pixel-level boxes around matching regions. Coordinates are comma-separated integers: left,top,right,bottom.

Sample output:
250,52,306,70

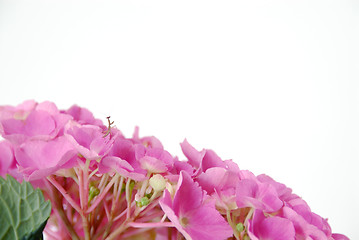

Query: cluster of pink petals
0,100,349,240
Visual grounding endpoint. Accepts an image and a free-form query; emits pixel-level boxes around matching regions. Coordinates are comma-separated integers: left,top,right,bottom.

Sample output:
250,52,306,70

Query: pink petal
180,139,205,169
196,167,227,194
15,136,77,180
159,190,191,240
249,210,295,240
100,156,134,172
185,205,233,240
201,150,226,172
65,124,111,160
23,111,56,136
139,156,168,173
160,171,233,240
65,105,104,126
173,171,203,214
236,178,283,212
332,233,350,240
0,141,15,176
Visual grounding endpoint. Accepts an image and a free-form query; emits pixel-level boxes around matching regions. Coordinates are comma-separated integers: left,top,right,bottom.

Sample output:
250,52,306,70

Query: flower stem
77,160,91,240
105,219,130,240
226,210,240,240
128,221,175,228
126,179,132,219
87,174,119,213
47,175,82,214
102,176,124,239
51,182,80,240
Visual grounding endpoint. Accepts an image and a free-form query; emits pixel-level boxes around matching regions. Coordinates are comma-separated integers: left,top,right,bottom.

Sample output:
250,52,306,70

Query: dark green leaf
0,175,51,240
21,218,48,240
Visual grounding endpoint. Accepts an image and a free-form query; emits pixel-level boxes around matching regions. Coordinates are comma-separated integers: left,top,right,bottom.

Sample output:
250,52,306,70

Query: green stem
227,210,240,240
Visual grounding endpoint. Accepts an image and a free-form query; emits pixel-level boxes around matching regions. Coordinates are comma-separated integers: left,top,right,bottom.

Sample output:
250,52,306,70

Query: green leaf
21,219,48,240
0,175,51,240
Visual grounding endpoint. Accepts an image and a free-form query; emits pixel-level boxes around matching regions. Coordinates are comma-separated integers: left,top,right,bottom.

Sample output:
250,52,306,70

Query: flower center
180,217,189,227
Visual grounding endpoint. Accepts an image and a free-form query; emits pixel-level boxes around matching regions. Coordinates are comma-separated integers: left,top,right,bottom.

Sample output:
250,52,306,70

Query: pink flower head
236,178,283,212
280,206,328,239
180,139,205,170
0,100,72,145
132,126,163,149
172,157,194,176
99,156,146,181
99,138,147,180
247,209,295,240
257,174,295,202
15,136,77,180
159,171,233,240
180,139,228,178
196,166,239,195
64,105,104,127
65,123,118,160
135,144,174,173
0,100,36,120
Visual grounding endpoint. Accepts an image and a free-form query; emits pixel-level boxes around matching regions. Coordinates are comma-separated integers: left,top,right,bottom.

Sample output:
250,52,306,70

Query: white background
0,1,358,238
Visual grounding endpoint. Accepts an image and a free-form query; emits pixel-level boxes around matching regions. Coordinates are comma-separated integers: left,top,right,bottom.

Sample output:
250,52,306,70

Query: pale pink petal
15,136,77,180
65,105,104,126
23,111,56,136
139,156,168,173
0,141,15,176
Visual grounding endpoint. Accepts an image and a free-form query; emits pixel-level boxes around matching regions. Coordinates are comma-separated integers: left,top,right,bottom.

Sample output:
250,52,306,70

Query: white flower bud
149,174,166,192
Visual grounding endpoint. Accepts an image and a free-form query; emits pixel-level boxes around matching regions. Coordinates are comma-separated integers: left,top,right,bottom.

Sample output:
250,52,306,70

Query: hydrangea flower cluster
0,100,349,240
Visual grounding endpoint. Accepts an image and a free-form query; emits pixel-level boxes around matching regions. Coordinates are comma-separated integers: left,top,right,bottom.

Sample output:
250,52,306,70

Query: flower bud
236,222,244,232
136,196,150,207
149,174,166,192
88,185,100,202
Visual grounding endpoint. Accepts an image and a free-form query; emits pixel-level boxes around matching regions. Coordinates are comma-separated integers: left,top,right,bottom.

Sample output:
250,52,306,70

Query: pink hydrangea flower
135,144,174,173
279,206,329,239
99,156,146,181
132,126,163,148
247,209,295,240
15,136,77,180
99,138,147,179
64,105,104,127
0,101,350,240
65,123,118,160
0,100,37,120
0,100,71,144
159,171,233,240
180,139,205,170
236,178,283,212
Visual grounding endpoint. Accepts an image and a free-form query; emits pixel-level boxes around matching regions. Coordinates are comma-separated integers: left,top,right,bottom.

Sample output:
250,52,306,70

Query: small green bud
236,222,244,232
137,196,150,207
88,185,100,202
145,192,154,199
